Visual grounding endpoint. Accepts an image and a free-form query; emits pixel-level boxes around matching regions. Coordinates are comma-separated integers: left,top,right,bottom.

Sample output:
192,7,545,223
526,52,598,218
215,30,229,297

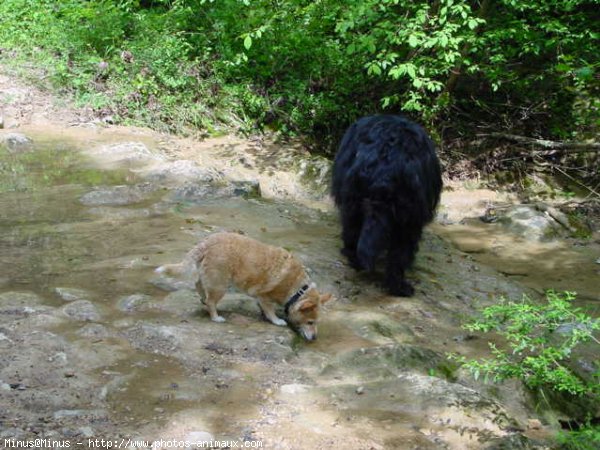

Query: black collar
284,284,310,316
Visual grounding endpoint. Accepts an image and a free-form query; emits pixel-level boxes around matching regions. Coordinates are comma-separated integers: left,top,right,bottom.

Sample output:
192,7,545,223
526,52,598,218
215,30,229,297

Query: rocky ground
1,64,598,449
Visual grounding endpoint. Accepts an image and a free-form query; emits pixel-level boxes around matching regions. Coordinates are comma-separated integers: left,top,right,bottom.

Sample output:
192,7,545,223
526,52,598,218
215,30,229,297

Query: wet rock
0,428,26,439
78,426,95,438
206,293,262,319
124,323,185,353
498,205,563,241
170,182,220,201
342,313,414,344
116,294,153,312
185,431,214,445
79,184,155,206
171,179,261,202
231,179,262,199
54,287,91,302
22,312,66,329
86,142,164,168
152,290,202,316
150,276,194,292
296,156,332,197
320,374,519,445
453,239,487,254
139,160,222,185
0,132,32,152
62,300,101,322
0,291,51,318
482,434,532,450
320,344,446,382
76,323,112,340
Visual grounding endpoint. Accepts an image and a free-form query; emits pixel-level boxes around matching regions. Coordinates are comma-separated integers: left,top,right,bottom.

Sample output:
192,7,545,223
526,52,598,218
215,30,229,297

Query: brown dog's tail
155,241,207,277
154,262,186,276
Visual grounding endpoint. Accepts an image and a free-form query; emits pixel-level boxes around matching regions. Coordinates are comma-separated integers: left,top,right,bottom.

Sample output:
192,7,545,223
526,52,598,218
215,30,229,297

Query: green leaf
243,35,252,50
408,34,419,48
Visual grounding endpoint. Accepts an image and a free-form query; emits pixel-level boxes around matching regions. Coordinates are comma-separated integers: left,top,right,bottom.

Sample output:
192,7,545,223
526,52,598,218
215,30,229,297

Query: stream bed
0,131,597,449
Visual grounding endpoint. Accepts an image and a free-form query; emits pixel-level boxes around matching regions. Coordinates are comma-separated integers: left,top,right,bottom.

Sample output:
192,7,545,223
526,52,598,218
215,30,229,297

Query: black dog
332,115,442,296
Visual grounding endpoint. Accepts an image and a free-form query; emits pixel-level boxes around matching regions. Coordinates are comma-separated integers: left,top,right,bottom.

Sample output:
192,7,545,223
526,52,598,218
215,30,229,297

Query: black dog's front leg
340,202,364,270
385,234,419,297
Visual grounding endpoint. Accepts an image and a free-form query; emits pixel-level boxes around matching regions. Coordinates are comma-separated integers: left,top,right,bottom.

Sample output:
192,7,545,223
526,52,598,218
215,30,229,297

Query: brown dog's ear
299,300,317,312
320,293,334,304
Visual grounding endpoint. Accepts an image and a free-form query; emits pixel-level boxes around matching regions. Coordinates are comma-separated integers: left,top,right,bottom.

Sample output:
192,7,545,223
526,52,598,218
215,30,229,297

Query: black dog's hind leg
340,202,364,270
384,232,420,297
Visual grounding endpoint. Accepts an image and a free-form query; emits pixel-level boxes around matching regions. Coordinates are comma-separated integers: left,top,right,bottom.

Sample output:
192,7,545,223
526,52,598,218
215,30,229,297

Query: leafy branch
450,290,600,397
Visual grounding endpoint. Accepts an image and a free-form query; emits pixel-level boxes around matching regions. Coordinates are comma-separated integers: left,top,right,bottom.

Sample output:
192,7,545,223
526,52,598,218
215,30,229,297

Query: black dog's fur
332,115,442,296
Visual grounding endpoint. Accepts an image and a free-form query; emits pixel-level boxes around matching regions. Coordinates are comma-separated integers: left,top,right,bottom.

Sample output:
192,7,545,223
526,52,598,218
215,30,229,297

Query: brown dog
156,232,333,341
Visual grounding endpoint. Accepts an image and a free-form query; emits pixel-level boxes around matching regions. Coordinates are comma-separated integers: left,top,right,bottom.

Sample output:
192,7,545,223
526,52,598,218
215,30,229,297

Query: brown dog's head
287,285,333,341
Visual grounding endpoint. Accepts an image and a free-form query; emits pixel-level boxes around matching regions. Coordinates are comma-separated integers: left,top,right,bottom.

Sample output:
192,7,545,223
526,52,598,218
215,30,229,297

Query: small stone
280,384,310,395
62,300,101,322
78,427,95,438
54,287,90,302
356,386,365,395
0,132,32,152
0,428,25,439
116,294,153,312
527,419,542,430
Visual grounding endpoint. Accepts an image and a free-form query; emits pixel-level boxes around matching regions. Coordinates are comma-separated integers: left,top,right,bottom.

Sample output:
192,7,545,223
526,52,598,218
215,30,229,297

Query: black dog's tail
356,215,388,271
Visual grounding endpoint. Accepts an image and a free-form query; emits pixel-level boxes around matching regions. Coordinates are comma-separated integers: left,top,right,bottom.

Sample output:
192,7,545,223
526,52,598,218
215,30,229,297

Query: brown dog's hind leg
196,263,228,322
195,279,207,306
258,298,287,326
204,288,227,322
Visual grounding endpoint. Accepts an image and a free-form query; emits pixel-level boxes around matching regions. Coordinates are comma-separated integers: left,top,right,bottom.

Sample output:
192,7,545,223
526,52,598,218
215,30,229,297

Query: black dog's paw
386,279,415,297
341,247,364,271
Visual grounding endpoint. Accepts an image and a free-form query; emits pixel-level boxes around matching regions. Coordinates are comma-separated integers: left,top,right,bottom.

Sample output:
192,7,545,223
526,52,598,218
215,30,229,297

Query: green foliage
0,0,597,148
557,423,600,450
451,290,600,447
450,291,600,397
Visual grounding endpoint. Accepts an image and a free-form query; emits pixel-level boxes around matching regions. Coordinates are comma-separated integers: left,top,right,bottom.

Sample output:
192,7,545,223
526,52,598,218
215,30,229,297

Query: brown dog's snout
300,326,317,341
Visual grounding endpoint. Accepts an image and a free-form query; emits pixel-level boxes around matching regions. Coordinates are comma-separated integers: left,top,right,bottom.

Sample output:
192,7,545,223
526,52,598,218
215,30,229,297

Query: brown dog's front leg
258,299,287,326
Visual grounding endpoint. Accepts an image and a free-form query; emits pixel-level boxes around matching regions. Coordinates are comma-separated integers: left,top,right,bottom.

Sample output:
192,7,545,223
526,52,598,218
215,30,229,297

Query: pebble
54,287,90,302
356,386,365,395
78,426,95,438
